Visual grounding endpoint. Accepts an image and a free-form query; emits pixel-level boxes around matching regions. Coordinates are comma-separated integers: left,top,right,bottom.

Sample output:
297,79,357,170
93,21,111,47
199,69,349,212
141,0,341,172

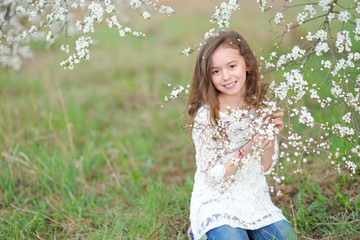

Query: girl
187,30,297,240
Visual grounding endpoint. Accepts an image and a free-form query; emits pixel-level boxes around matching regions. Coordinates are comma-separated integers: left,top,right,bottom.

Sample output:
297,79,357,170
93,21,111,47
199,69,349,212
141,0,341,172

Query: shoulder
194,105,211,123
192,105,215,137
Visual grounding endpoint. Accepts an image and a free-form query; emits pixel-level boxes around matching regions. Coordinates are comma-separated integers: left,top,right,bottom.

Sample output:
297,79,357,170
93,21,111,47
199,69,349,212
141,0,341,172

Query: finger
253,135,264,148
270,117,280,124
273,111,284,118
272,119,284,132
270,118,283,127
252,133,261,142
263,144,271,151
271,116,283,124
262,139,272,151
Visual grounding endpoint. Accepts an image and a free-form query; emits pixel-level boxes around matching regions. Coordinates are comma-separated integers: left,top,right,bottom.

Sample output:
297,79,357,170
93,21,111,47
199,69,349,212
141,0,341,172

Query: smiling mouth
224,81,237,89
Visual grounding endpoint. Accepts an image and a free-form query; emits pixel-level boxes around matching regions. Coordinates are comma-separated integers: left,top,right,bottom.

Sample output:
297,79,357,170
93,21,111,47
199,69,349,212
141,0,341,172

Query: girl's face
210,45,249,103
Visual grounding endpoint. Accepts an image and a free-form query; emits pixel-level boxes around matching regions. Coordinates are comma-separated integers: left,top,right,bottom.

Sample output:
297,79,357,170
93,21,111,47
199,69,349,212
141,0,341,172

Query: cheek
211,76,220,85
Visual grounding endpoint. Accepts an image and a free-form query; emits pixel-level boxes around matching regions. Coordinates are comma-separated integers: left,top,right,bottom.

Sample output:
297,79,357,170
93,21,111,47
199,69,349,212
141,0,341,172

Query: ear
246,66,251,72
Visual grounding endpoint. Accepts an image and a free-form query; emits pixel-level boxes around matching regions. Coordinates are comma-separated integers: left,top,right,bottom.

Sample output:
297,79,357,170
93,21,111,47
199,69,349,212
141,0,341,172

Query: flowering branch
0,0,174,70
258,0,359,181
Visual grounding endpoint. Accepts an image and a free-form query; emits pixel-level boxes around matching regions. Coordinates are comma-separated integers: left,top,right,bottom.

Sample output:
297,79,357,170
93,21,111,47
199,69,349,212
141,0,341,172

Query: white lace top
189,106,286,240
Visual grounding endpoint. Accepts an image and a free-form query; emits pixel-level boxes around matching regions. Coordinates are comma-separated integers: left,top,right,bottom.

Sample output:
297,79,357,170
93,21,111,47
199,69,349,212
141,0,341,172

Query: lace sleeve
263,135,279,175
192,107,226,186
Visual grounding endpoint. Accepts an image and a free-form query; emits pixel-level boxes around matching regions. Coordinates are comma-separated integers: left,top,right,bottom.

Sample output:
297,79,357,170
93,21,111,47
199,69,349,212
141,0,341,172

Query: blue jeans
206,220,297,240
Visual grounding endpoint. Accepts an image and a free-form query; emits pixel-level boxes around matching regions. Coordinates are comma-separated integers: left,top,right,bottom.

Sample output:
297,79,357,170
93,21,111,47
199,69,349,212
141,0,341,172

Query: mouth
224,81,237,89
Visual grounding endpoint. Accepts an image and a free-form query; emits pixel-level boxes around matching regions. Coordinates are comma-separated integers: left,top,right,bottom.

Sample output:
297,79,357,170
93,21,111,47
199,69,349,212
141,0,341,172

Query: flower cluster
0,0,174,70
271,69,308,101
336,30,352,53
274,12,285,25
129,0,174,20
180,0,240,59
60,36,93,70
210,0,239,29
319,0,332,11
162,84,189,106
256,0,270,12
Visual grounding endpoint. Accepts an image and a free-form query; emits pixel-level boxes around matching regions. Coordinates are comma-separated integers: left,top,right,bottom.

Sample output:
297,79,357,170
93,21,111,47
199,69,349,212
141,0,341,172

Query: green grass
1,2,360,239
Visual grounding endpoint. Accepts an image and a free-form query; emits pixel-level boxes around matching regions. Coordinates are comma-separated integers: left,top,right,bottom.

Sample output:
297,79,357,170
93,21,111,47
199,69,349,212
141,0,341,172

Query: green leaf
339,174,346,186
336,192,352,211
307,201,318,212
295,192,302,209
310,183,322,195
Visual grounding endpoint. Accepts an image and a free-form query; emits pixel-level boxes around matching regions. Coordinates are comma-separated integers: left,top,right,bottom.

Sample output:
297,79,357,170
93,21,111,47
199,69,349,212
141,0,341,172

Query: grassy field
1,1,359,239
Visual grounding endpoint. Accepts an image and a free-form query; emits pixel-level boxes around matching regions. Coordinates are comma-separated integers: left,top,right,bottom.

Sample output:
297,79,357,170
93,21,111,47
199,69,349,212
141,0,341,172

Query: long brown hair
187,30,266,126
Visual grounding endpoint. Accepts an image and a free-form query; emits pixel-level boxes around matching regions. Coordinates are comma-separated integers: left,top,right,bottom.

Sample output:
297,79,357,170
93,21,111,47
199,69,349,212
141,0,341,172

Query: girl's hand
270,111,284,133
243,134,273,154
242,111,284,155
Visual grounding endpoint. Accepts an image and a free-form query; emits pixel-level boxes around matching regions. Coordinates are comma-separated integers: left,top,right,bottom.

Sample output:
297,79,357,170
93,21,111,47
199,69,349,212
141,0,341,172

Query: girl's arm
195,127,243,182
260,138,276,172
223,154,243,179
192,108,241,185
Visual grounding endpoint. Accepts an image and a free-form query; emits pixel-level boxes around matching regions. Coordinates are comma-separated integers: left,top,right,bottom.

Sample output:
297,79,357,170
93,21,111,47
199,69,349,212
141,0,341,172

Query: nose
223,69,230,81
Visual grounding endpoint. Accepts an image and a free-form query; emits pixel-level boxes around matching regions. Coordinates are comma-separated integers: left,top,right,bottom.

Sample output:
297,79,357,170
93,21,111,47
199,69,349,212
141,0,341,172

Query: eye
229,64,236,69
212,69,220,75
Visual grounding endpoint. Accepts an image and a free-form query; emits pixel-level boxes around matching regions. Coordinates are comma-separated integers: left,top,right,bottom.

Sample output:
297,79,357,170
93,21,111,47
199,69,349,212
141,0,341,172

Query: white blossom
338,10,351,22
130,0,142,9
46,31,54,44
204,28,216,39
342,112,351,123
331,82,344,98
88,2,104,23
321,60,332,68
142,11,151,20
164,84,188,101
315,42,329,56
60,44,70,54
276,46,305,68
355,18,360,40
336,30,352,53
319,0,332,11
351,145,360,157
158,5,175,15
315,29,327,41
309,89,320,99
304,5,316,18
274,12,284,24
274,69,308,101
328,12,335,22
210,0,239,29
345,160,357,175
182,47,192,56
306,32,314,41
256,0,268,12
296,12,308,25
299,106,314,128
331,124,355,137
